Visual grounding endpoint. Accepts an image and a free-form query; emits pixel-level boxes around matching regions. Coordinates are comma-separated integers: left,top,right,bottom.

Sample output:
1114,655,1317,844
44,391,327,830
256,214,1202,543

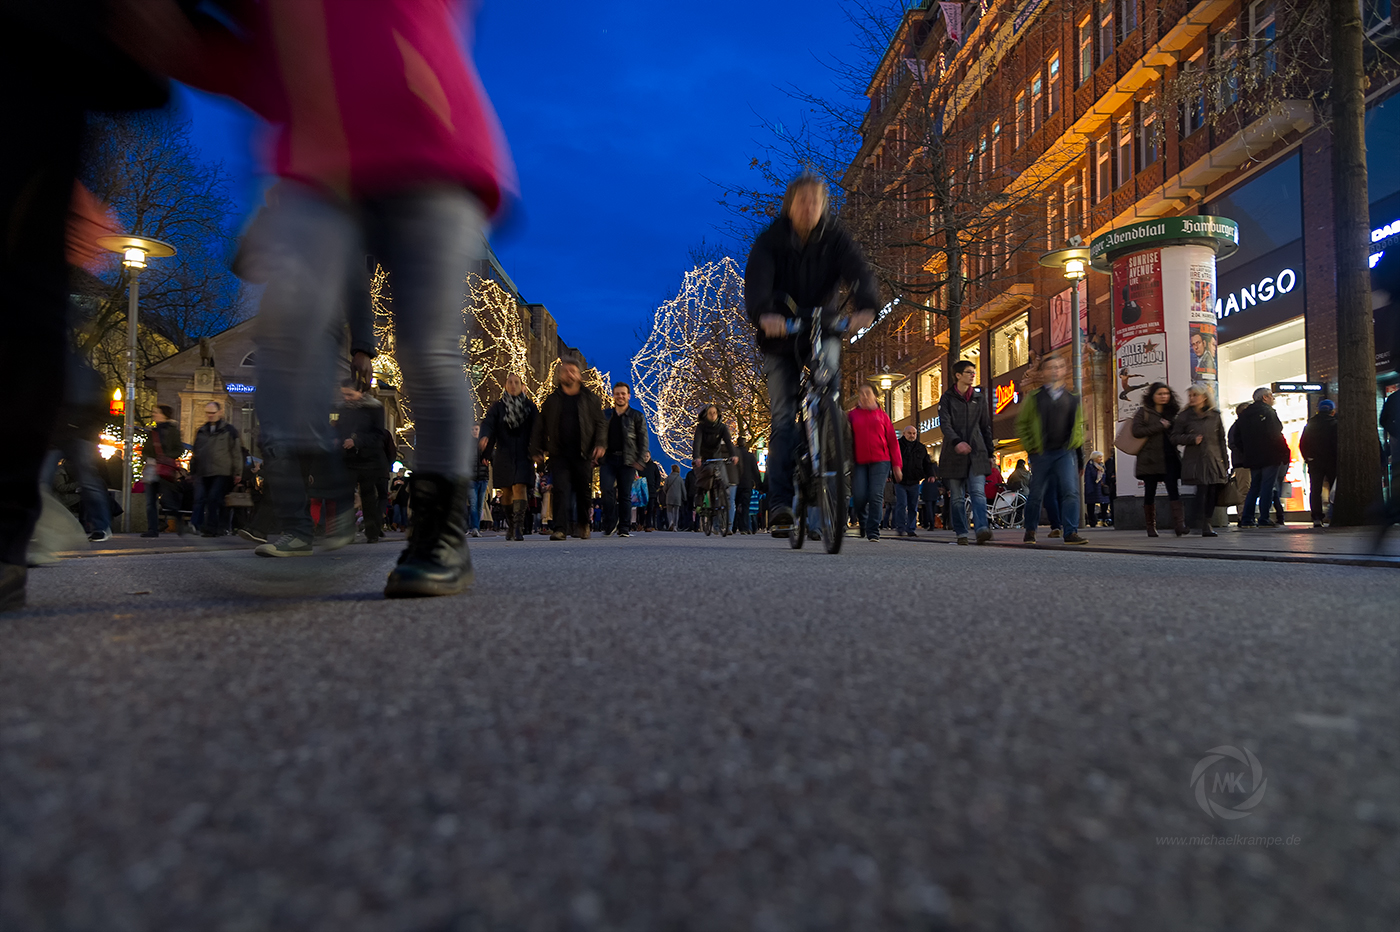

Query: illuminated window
892,381,912,421
991,122,1001,173
1077,16,1094,85
959,344,982,385
1096,134,1112,201
992,313,1030,376
918,365,944,409
1030,74,1044,133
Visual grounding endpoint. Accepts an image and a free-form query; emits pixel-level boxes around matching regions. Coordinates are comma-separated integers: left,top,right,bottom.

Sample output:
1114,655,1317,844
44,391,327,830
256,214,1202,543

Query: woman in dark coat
1131,382,1187,537
479,373,538,541
1083,451,1109,526
1171,381,1230,538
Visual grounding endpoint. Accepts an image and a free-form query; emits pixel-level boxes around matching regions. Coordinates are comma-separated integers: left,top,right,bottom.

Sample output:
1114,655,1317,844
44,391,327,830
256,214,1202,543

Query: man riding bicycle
744,173,880,537
692,404,739,534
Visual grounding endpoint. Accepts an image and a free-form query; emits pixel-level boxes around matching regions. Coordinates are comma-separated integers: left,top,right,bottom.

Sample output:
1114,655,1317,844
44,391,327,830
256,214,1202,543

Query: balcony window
992,313,1030,376
1065,174,1084,239
1214,30,1239,107
1116,116,1133,188
1048,54,1062,115
1096,134,1112,201
991,122,1001,173
1249,1,1277,79
1119,0,1138,38
1015,92,1028,148
1138,96,1159,170
1077,16,1094,86
1181,50,1206,135
1046,191,1060,250
1031,74,1044,133
1098,0,1115,65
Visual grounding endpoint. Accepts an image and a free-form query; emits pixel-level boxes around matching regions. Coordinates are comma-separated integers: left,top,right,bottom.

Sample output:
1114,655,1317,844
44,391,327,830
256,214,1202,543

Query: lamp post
1038,245,1091,399
875,369,906,422
96,235,176,532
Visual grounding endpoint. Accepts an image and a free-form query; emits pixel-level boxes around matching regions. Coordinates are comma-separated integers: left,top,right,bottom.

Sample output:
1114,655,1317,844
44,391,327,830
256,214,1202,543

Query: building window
1116,116,1133,188
1015,92,1028,148
1119,0,1138,38
1249,1,1277,79
1030,74,1044,133
892,380,912,421
1138,95,1159,169
1096,134,1112,201
1077,16,1094,85
1046,191,1060,250
1048,54,1062,115
1065,174,1084,239
978,133,988,181
918,365,943,409
1181,50,1206,135
1098,0,1115,65
1214,29,1239,107
991,122,1001,173
992,313,1030,376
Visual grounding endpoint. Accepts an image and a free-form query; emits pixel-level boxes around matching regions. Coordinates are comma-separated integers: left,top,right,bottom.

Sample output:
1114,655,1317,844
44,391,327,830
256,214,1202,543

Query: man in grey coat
937,360,995,545
190,401,242,537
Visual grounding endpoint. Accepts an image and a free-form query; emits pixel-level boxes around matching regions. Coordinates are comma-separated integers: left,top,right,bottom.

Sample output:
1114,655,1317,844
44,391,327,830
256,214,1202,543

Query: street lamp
873,368,906,422
96,234,176,532
1038,245,1091,399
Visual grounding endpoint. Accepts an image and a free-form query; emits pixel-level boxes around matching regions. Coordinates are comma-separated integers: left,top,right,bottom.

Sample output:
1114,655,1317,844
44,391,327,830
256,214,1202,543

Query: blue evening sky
175,0,864,397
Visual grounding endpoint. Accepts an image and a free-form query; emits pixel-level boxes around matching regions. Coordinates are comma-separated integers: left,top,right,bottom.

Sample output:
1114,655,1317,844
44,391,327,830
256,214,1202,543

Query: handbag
224,491,254,509
1114,417,1146,456
1217,472,1243,507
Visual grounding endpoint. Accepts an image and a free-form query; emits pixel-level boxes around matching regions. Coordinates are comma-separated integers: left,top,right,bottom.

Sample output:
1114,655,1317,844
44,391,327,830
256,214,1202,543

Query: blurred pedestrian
1083,451,1108,527
1131,383,1187,537
1300,399,1338,528
143,404,185,538
336,380,389,544
1017,355,1087,544
531,359,605,541
664,464,684,530
601,382,648,537
1172,382,1230,538
467,427,489,538
1234,387,1286,528
191,402,241,537
939,360,994,545
848,384,901,542
480,373,538,542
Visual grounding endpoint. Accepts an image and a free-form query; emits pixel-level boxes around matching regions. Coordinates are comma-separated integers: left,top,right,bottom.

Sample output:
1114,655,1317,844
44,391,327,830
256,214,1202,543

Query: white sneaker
88,529,112,542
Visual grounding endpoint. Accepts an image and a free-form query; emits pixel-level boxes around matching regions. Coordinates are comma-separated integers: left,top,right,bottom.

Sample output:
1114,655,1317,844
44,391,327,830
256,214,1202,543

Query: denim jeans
252,185,483,539
1025,450,1080,537
851,461,891,539
1243,463,1280,525
467,479,487,531
894,482,919,533
946,475,987,537
599,459,636,533
192,475,233,533
763,340,839,517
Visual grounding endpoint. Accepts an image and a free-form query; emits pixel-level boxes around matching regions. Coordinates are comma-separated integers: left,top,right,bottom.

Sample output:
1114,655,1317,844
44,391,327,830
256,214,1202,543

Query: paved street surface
3,533,1397,931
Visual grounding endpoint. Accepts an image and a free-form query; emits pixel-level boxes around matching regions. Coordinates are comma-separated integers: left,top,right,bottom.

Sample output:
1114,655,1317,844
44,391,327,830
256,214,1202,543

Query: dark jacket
1084,460,1109,504
937,388,994,479
692,419,736,463
481,393,539,488
191,420,242,478
737,448,761,490
149,420,184,480
1131,405,1182,478
897,436,931,486
604,405,649,466
1298,413,1338,475
336,397,389,473
642,459,664,497
743,213,880,357
1232,399,1286,469
1171,407,1230,486
530,386,606,461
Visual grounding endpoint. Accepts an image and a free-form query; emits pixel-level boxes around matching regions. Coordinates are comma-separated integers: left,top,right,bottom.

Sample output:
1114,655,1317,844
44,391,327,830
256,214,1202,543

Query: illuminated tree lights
632,257,767,463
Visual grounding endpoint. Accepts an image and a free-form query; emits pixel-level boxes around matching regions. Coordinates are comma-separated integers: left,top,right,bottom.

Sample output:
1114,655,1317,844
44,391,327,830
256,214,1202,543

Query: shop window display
1219,316,1311,512
992,314,1030,376
918,365,943,411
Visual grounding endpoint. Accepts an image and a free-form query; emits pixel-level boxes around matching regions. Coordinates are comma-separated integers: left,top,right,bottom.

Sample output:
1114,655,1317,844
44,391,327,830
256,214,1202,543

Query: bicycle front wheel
815,396,848,554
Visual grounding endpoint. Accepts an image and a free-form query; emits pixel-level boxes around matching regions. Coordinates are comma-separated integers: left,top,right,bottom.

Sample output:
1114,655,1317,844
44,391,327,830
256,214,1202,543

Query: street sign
1271,381,1324,393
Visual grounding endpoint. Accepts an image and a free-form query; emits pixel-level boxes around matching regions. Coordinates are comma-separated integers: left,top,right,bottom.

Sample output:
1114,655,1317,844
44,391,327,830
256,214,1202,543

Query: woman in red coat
847,384,902,541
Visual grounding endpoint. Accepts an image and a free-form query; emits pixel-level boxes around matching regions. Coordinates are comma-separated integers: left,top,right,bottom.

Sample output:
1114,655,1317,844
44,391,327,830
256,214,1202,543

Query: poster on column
1113,249,1167,425
1049,280,1088,349
1188,260,1218,383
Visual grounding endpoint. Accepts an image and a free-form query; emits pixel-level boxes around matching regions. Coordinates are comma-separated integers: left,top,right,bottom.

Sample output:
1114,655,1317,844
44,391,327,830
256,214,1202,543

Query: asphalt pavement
2,533,1397,931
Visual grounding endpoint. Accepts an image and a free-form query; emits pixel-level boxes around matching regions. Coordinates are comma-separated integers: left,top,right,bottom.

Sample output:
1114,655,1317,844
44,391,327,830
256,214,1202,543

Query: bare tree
77,110,252,398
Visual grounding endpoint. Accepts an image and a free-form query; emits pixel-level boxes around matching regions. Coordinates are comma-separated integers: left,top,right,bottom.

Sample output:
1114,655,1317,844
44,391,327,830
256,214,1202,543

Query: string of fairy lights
631,256,767,463
372,265,610,452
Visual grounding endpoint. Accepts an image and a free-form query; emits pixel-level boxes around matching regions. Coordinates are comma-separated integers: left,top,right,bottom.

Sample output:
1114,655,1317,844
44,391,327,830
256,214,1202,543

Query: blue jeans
252,185,482,539
467,479,487,531
894,482,919,533
851,461,891,539
1025,450,1080,538
946,476,987,537
763,340,839,517
192,475,233,533
1243,463,1280,525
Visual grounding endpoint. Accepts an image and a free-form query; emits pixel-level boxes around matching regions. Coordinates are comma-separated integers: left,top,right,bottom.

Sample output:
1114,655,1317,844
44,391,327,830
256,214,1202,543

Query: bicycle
695,458,730,537
783,303,850,555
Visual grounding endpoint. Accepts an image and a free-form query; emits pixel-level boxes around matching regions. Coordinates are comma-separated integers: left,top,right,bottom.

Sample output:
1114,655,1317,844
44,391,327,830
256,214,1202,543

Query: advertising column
1090,217,1239,528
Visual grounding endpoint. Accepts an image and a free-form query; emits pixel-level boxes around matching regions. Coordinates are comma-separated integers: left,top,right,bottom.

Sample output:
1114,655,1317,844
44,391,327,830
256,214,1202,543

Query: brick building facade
843,0,1398,514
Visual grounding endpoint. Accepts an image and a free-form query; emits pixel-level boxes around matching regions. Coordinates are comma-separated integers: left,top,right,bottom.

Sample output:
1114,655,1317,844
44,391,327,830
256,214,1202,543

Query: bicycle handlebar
784,311,851,336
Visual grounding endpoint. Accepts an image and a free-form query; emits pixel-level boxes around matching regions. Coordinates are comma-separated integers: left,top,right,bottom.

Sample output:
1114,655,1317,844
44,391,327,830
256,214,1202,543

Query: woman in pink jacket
847,384,903,542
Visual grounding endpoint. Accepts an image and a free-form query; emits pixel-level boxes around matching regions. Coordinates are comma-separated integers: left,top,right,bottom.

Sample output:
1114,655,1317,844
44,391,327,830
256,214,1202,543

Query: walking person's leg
1053,451,1080,538
1022,455,1048,541
948,478,970,542
359,469,382,541
969,475,989,541
1243,469,1264,526
599,459,619,534
868,462,890,540
763,353,800,525
574,463,593,538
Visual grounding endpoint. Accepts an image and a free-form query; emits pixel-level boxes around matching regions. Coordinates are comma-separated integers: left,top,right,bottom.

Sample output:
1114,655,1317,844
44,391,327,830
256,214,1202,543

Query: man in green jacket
1015,355,1088,544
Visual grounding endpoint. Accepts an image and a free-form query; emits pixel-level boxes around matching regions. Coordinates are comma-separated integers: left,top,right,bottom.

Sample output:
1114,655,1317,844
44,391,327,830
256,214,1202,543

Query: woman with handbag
1171,382,1230,538
1131,383,1187,537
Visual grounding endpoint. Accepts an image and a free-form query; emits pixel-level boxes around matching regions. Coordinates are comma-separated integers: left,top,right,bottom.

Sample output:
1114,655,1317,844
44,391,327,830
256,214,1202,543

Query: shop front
990,365,1027,478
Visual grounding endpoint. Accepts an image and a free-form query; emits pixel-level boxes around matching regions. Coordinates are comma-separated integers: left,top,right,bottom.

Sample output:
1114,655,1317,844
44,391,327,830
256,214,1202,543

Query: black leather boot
385,473,474,597
511,500,526,541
